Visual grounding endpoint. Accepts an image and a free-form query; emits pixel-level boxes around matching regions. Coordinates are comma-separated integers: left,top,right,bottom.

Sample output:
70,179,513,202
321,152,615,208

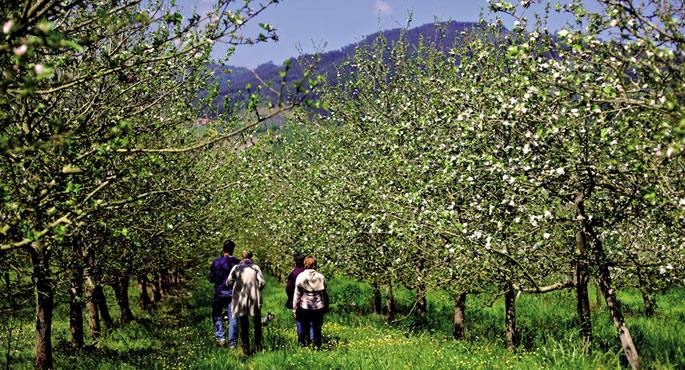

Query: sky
178,0,602,67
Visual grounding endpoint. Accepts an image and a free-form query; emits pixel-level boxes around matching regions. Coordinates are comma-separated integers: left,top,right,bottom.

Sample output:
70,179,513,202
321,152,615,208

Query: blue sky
179,0,602,67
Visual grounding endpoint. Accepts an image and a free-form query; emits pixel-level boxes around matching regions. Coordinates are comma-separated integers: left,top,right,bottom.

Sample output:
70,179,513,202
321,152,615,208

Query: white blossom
3,20,13,34
14,44,27,56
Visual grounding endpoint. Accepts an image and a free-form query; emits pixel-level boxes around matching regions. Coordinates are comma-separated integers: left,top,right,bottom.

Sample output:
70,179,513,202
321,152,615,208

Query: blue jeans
296,320,315,341
212,296,238,345
296,308,324,348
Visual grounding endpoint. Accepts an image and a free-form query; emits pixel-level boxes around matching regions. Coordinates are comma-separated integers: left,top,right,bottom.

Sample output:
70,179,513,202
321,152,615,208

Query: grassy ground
2,272,684,369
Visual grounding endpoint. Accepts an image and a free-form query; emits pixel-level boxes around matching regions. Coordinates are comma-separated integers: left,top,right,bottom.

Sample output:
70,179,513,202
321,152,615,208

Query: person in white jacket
293,255,329,349
227,250,265,355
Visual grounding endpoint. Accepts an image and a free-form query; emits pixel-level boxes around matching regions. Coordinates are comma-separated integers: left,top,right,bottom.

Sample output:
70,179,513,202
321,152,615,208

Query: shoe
228,342,237,349
216,339,226,347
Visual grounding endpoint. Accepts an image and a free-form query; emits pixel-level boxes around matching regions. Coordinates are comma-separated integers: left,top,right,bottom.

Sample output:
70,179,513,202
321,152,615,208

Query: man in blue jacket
208,239,240,347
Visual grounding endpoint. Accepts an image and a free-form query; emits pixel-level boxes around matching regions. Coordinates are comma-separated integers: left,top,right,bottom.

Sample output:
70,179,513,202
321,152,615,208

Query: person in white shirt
293,255,329,349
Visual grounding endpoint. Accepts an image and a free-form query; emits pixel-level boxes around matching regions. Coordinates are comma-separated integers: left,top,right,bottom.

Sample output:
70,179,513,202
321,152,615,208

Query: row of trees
223,1,684,369
0,0,292,368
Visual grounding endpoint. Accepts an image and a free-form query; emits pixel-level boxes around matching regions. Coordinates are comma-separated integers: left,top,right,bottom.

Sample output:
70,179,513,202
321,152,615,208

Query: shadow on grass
9,274,685,369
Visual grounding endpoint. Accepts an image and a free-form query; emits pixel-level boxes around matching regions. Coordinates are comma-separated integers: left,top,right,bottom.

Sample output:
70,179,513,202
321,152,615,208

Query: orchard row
224,3,684,370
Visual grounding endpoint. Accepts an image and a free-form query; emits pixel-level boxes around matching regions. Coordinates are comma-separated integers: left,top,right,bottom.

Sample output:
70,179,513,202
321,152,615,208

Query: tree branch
0,213,72,252
513,280,575,293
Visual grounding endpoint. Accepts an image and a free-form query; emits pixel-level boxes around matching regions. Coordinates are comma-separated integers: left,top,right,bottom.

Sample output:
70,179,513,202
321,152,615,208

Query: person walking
207,239,240,347
293,255,329,349
285,253,313,341
285,253,305,310
227,250,265,355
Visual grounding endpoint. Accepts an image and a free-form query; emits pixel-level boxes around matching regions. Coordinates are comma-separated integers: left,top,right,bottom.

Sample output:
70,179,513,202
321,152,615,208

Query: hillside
214,21,484,112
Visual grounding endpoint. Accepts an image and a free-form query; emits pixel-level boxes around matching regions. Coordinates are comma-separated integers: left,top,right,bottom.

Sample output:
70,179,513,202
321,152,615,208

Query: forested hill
213,21,483,111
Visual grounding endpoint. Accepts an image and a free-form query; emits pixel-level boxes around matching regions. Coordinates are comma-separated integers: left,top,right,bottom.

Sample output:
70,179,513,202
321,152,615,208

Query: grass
2,271,684,369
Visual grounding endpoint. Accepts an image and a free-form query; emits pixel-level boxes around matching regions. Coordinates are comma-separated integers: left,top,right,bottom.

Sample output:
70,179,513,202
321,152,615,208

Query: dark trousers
238,313,262,354
296,308,324,349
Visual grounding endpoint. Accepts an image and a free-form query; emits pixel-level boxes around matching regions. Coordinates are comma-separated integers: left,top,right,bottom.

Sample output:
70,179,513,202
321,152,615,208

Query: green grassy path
5,273,685,369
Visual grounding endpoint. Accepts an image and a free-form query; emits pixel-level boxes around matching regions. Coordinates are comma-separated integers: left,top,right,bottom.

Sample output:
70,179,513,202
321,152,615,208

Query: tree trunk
4,272,13,370
112,275,134,324
596,262,641,369
138,275,152,310
453,292,466,340
505,285,517,351
93,285,113,329
69,266,84,349
372,282,382,314
30,248,53,370
575,218,592,346
161,272,171,294
416,284,427,323
84,276,100,337
69,237,85,349
636,269,656,317
416,259,427,322
385,283,396,322
575,269,592,345
640,287,656,318
577,192,641,369
151,274,163,303
595,279,603,307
